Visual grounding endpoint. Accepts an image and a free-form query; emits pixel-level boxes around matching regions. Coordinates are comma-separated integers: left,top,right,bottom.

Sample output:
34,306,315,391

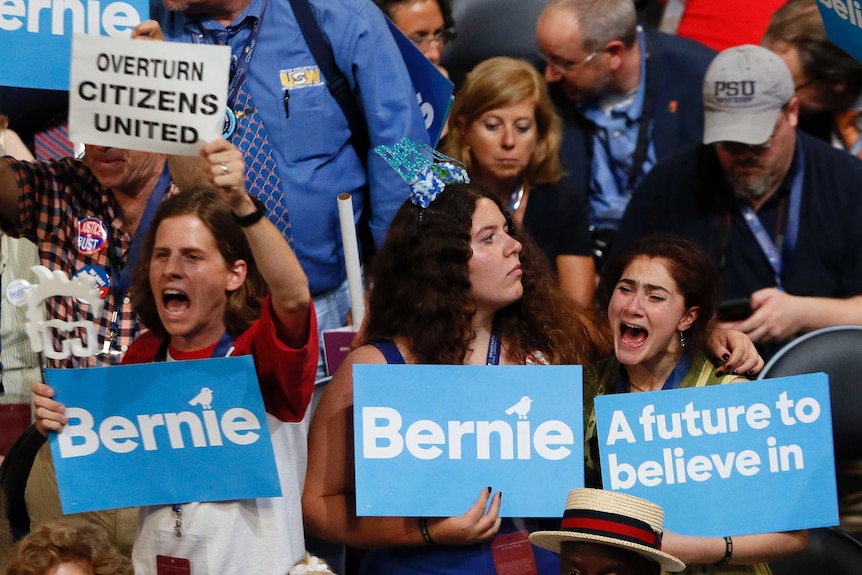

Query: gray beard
726,170,775,202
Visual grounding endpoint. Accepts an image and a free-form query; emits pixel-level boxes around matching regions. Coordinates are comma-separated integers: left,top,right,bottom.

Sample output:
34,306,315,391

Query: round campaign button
223,107,237,139
75,266,111,302
77,217,108,255
5,278,31,307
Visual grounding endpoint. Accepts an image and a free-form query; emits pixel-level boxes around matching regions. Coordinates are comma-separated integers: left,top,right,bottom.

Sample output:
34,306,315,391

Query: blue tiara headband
374,138,469,208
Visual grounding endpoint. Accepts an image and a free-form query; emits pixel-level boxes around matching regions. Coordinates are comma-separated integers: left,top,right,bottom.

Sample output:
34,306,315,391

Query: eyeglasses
408,27,456,50
539,49,599,75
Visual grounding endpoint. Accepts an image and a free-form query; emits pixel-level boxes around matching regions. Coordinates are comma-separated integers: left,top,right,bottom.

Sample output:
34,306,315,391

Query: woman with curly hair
4,520,132,575
302,171,608,574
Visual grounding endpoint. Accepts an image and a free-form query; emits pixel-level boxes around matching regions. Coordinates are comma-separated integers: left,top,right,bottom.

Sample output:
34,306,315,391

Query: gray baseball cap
702,45,794,145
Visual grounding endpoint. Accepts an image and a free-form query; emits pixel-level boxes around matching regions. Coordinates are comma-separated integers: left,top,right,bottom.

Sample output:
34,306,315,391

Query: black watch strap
233,195,267,227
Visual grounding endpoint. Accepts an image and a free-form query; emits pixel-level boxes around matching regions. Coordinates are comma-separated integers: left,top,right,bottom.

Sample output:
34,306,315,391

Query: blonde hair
441,57,563,185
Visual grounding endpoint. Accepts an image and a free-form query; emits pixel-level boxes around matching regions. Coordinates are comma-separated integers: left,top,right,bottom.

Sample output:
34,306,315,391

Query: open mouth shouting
162,289,191,318
619,322,648,348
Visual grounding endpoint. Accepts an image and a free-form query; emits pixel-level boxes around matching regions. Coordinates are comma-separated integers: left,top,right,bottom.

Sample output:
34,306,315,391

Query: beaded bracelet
419,517,435,545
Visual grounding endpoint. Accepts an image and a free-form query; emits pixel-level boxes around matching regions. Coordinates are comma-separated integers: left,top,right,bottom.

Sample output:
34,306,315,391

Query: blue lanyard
486,332,501,365
191,0,268,106
108,165,171,307
735,144,805,290
614,354,692,394
101,165,171,357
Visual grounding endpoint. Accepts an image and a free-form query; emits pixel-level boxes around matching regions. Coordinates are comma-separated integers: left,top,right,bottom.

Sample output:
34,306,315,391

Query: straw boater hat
529,488,685,572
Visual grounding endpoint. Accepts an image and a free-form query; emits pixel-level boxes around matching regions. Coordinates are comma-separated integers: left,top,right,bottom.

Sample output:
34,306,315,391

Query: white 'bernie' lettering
819,0,862,28
57,406,261,457
0,0,142,36
361,406,574,461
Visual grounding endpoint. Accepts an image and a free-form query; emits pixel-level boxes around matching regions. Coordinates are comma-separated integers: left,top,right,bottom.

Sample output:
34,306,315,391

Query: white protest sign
69,34,230,155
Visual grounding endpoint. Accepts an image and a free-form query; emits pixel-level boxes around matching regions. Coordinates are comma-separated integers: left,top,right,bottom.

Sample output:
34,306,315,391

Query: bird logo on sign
189,387,214,410
505,395,533,420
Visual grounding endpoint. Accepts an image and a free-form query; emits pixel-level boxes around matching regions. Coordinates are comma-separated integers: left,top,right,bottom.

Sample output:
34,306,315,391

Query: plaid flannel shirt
4,158,142,368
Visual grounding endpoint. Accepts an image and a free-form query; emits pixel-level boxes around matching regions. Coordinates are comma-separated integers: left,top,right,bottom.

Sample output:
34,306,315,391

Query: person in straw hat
530,488,685,575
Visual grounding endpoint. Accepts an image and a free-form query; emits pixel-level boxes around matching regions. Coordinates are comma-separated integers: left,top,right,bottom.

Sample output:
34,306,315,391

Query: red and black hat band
559,509,663,550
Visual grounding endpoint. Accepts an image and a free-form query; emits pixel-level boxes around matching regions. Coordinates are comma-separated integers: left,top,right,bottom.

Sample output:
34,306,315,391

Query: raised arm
199,138,311,347
302,345,503,548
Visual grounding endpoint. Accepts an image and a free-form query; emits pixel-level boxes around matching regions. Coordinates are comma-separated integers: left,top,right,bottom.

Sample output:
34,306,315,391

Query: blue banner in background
594,373,838,536
818,0,862,65
46,356,281,514
0,0,149,90
353,364,584,518
386,19,454,145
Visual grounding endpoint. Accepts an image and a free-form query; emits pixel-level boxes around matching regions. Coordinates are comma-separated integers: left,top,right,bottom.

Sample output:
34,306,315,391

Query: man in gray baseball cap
703,44,795,147
703,45,798,211
611,44,862,358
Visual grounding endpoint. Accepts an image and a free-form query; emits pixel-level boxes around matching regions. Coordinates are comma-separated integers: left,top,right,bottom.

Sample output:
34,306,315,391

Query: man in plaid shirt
0,145,170,369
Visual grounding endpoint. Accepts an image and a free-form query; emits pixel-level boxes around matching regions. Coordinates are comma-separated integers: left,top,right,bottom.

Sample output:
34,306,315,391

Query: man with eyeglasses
613,45,862,358
535,0,715,269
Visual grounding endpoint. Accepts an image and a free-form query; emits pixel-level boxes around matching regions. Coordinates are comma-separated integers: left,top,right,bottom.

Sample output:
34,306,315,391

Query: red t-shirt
122,295,318,423
675,0,786,51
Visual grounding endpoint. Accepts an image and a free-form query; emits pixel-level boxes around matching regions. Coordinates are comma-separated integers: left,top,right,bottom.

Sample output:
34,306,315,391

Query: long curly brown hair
362,183,610,365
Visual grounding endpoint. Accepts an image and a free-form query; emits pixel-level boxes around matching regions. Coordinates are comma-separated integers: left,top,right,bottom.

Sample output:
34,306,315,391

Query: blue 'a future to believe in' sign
595,373,838,536
46,356,281,514
353,364,584,518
